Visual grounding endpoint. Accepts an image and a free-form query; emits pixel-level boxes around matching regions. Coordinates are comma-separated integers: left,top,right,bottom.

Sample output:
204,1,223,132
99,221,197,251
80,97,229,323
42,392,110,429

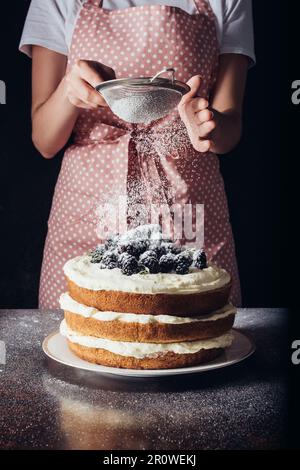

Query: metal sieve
95,68,190,124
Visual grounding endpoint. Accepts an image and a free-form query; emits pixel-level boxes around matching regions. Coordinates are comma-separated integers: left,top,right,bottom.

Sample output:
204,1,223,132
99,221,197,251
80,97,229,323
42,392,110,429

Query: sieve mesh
95,68,190,124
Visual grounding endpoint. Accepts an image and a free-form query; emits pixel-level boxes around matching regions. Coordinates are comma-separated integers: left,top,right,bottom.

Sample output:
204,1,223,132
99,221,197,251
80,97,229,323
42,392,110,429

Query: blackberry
150,239,180,257
159,253,176,273
171,243,182,255
117,252,129,268
118,242,137,256
158,247,167,257
121,254,139,276
105,234,119,250
181,250,193,264
135,239,150,255
150,243,165,258
90,244,105,263
193,249,207,270
99,251,118,269
118,239,149,257
139,250,159,274
161,241,182,255
140,249,156,260
175,252,193,275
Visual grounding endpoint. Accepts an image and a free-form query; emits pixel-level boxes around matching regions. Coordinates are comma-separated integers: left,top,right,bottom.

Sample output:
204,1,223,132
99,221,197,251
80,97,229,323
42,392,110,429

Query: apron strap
192,0,214,16
87,0,103,7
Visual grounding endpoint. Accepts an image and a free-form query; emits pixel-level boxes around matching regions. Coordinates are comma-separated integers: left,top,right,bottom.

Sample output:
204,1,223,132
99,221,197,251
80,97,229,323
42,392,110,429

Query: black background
0,0,282,308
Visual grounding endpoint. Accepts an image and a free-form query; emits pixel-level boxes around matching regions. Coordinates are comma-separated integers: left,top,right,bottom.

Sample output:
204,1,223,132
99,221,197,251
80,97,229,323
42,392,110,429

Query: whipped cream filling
60,319,233,358
63,255,230,295
60,292,236,325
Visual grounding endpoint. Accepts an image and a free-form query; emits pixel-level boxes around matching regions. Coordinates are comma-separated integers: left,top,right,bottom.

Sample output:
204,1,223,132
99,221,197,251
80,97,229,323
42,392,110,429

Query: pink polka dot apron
39,0,242,308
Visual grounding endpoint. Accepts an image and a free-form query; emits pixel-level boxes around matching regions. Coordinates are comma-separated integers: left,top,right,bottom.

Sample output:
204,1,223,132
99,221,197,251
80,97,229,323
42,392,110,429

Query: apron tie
73,122,130,145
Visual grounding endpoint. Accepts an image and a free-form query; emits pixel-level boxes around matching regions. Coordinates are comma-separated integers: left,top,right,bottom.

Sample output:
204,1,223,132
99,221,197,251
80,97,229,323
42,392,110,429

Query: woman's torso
55,0,222,224
37,0,243,308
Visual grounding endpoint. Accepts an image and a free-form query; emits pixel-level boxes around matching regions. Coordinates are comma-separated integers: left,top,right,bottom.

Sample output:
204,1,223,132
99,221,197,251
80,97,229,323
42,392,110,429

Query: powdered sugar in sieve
95,68,190,124
110,88,182,124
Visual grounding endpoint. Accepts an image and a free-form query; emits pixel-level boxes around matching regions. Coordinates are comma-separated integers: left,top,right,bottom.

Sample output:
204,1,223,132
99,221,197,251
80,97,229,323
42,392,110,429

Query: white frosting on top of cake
60,292,236,325
60,319,233,358
63,255,230,294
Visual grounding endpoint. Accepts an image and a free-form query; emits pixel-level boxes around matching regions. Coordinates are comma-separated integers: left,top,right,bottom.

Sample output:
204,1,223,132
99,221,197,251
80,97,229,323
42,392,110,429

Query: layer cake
59,225,236,369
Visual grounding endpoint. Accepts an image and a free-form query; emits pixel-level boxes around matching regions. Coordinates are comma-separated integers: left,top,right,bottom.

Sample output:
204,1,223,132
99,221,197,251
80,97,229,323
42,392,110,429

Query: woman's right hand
65,59,116,110
31,47,116,158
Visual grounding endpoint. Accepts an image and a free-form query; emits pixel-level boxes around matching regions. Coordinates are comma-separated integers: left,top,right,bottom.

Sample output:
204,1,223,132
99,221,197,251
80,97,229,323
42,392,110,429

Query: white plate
42,329,255,378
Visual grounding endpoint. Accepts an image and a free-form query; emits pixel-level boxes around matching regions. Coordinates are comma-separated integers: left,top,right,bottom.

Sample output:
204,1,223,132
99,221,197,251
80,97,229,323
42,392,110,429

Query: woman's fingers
65,59,116,109
180,75,202,106
189,133,212,153
192,98,209,112
75,60,115,86
198,119,216,138
196,108,214,122
67,74,106,107
178,80,217,152
197,139,211,152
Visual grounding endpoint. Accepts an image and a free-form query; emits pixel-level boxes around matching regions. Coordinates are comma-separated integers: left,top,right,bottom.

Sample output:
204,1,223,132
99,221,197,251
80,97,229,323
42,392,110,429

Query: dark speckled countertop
0,308,288,450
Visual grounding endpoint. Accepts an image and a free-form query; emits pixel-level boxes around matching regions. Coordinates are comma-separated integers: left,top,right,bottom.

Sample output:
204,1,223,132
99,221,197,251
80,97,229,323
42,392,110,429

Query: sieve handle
150,67,175,84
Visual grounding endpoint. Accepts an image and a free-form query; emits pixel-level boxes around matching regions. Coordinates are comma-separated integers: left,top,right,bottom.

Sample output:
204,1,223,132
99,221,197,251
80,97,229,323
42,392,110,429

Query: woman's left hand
178,75,216,153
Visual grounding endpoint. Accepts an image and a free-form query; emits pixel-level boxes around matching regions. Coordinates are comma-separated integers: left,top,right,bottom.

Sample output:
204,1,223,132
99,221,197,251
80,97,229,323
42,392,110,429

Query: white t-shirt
19,0,255,64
